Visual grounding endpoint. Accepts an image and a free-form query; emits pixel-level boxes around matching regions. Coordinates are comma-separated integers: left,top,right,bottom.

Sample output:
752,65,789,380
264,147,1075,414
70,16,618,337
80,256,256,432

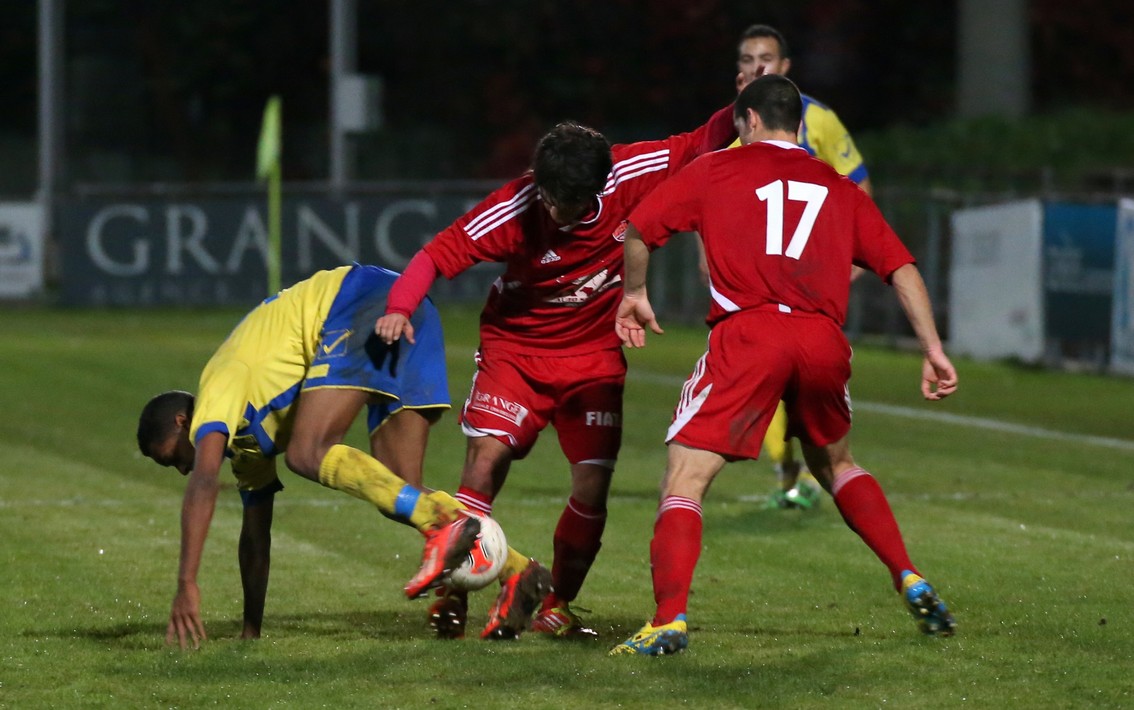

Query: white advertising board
949,199,1044,362
0,202,45,299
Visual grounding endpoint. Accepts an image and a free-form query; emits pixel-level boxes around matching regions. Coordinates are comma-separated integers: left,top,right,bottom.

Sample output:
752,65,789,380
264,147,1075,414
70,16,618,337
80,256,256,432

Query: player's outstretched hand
166,581,206,650
615,293,663,349
921,348,958,401
376,313,414,345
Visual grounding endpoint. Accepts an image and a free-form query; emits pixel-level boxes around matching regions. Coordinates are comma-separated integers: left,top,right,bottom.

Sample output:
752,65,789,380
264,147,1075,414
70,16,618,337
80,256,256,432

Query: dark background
1,0,1132,191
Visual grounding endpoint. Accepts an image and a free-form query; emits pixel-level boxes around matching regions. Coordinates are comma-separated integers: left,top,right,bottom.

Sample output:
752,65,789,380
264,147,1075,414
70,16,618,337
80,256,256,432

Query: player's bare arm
167,431,225,650
889,263,958,400
616,222,664,348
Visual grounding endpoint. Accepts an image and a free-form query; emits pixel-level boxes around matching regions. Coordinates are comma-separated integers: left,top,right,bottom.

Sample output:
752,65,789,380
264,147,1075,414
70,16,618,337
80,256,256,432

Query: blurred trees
0,0,1130,192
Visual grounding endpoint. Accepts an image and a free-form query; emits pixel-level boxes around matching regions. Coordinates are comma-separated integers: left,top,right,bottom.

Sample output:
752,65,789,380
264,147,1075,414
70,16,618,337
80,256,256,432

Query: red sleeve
664,104,737,172
385,249,439,317
851,191,915,283
699,104,737,155
422,177,534,278
628,158,707,250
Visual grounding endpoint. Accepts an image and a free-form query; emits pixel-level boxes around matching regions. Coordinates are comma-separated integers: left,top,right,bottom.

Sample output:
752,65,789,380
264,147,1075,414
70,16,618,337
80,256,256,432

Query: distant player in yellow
724,24,873,509
137,263,546,648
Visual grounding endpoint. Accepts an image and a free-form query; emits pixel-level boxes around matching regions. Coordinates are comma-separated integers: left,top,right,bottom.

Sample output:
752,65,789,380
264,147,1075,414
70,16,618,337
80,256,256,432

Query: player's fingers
614,322,631,347
632,326,647,349
191,620,205,650
921,380,936,400
172,619,189,650
618,321,641,348
648,318,664,335
402,323,416,345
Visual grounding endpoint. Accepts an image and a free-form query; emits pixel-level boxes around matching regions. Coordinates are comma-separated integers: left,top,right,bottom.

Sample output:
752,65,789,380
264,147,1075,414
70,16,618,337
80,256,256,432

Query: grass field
2,303,1133,709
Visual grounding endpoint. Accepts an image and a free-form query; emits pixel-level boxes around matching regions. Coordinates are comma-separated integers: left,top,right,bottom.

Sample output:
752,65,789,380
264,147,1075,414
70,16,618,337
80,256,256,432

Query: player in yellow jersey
137,264,548,648
717,24,872,509
734,24,872,195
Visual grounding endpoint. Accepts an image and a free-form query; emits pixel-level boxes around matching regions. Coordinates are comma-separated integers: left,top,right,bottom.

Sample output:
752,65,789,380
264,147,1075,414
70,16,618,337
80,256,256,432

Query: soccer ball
445,514,508,591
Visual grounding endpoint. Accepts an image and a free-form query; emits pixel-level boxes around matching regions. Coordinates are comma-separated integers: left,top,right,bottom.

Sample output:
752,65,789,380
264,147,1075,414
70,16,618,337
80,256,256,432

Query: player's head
737,24,792,90
532,122,612,226
733,74,802,145
137,390,196,475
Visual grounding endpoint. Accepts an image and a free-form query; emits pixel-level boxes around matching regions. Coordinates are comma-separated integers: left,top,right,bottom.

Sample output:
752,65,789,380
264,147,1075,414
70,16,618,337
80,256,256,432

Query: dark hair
734,74,802,133
739,23,790,59
137,390,194,455
532,122,612,208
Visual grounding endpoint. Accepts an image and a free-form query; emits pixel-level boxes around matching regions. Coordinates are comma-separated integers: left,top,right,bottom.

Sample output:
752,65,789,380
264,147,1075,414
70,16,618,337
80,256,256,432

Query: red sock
832,467,917,590
651,496,703,625
455,486,493,517
545,497,606,608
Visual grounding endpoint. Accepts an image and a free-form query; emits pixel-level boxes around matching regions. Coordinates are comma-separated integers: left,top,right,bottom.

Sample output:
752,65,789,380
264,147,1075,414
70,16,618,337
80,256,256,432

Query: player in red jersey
610,75,957,656
376,106,736,640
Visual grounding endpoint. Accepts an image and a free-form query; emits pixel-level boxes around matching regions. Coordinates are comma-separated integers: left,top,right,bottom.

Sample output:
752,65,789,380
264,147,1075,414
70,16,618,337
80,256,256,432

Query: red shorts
666,311,852,460
459,347,626,464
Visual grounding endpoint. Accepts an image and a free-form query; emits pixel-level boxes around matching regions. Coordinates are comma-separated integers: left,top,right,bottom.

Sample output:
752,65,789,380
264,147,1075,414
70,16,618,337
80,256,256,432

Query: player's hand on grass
921,348,958,401
616,293,663,349
376,313,414,345
166,581,206,650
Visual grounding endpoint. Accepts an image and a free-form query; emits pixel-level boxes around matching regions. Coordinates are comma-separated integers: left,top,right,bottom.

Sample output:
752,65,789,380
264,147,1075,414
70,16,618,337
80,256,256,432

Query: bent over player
611,75,957,656
376,104,736,640
137,264,538,648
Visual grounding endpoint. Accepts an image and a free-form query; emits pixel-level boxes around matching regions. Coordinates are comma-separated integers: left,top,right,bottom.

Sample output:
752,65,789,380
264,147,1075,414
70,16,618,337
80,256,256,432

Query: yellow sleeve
190,359,253,448
802,103,866,180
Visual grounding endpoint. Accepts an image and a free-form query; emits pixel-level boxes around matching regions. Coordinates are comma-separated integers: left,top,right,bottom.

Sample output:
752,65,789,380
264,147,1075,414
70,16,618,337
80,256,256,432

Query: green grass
2,304,1133,708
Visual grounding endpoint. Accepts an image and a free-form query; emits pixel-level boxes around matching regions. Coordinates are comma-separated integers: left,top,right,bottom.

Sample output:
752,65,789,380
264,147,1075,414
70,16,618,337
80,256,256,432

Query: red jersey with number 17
422,107,735,355
629,140,915,327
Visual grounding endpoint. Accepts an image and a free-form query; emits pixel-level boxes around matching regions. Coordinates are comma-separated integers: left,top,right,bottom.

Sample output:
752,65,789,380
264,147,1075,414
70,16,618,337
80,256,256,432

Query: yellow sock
426,490,530,581
762,401,790,463
317,444,441,531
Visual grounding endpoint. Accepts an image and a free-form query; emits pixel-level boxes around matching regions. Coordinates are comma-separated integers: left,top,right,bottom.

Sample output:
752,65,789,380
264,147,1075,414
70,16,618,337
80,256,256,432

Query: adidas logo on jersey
540,249,562,264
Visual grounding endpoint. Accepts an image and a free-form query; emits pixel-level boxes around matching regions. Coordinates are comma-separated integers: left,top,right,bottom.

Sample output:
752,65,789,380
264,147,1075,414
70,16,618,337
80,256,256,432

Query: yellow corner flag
256,96,282,180
256,96,282,295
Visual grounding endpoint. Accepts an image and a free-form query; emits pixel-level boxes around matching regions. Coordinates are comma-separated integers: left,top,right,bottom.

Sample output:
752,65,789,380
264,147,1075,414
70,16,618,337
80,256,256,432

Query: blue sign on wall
1043,202,1116,362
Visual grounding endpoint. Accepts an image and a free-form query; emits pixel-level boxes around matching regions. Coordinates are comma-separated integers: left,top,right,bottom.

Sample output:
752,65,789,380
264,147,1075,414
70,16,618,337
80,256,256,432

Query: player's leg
369,406,441,489
455,350,556,640
286,388,451,532
450,435,532,576
534,354,622,637
529,461,610,638
802,437,954,635
611,443,725,656
454,350,552,582
453,434,552,640
613,313,789,656
763,403,821,510
800,435,921,587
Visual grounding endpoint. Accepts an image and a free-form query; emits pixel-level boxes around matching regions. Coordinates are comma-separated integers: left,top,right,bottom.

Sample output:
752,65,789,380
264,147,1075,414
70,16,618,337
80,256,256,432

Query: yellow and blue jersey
190,264,450,493
729,92,868,185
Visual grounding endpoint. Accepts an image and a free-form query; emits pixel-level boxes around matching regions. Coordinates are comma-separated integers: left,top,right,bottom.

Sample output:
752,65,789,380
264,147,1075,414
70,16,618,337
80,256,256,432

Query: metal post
37,0,64,258
329,0,357,190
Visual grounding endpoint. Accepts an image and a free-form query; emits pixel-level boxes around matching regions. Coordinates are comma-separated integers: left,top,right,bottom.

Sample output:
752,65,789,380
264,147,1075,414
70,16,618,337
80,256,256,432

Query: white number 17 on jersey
754,179,828,260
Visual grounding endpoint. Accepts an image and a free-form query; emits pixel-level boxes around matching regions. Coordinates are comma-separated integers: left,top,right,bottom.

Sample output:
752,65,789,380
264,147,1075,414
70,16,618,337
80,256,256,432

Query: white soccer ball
445,514,508,591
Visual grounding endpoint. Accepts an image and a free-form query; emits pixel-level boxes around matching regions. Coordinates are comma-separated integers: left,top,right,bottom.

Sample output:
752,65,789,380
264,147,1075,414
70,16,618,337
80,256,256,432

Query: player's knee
284,444,326,480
